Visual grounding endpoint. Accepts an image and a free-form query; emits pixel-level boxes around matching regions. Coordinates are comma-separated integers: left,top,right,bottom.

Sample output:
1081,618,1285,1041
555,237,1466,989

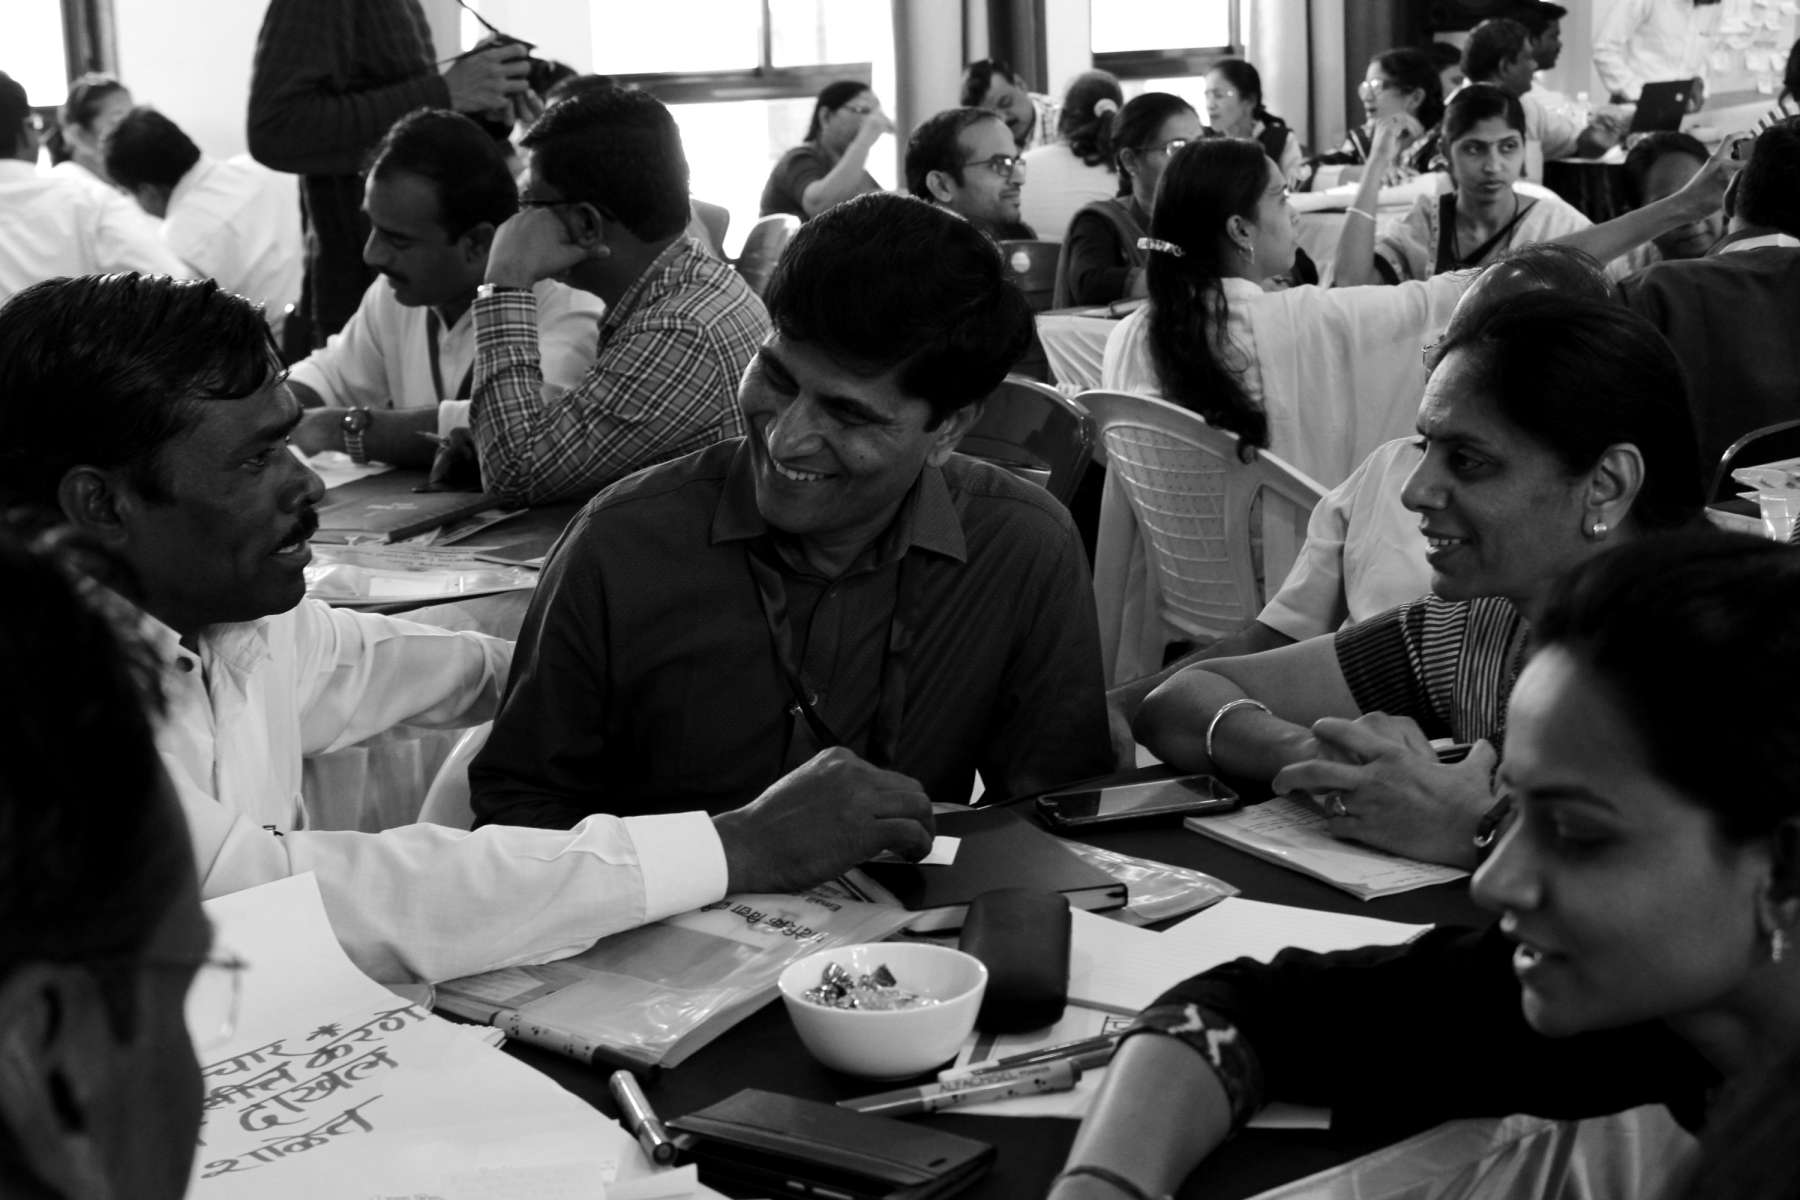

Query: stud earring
1587,519,1609,540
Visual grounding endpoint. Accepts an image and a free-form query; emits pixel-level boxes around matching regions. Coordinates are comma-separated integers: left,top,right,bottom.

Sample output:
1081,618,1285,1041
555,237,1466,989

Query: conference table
508,769,1490,1200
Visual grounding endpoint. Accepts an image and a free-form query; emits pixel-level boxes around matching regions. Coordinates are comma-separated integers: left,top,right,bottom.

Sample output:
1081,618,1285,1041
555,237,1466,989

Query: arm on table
1105,623,1295,766
800,115,892,217
292,404,439,468
1134,635,1360,778
290,601,513,756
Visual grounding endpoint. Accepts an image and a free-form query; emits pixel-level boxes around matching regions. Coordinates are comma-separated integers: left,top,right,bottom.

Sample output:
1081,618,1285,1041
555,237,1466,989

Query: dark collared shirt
469,439,1114,826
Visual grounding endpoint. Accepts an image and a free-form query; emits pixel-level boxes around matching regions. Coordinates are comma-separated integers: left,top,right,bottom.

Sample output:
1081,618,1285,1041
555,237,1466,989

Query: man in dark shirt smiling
470,193,1113,828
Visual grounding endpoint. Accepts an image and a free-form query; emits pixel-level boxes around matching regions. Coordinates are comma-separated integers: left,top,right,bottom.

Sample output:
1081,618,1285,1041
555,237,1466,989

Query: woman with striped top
1133,295,1706,869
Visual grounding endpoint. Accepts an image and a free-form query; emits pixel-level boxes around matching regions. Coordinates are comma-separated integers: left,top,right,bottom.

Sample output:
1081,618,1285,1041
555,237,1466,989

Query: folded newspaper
435,888,915,1069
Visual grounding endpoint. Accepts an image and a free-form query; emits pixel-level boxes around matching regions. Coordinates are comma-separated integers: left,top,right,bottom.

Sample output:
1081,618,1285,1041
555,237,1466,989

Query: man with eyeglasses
0,271,936,988
0,526,211,1200
904,108,1037,240
0,70,191,304
280,109,602,474
469,86,770,505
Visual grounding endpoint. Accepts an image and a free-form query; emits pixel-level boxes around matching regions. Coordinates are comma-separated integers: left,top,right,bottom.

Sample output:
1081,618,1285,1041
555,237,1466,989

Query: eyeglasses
841,102,877,116
962,153,1025,179
1136,137,1190,156
520,196,620,223
1205,88,1241,103
1358,79,1399,99
86,953,248,1051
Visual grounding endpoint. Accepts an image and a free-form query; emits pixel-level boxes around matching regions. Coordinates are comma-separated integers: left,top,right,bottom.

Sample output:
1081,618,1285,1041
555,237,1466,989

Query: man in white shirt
1594,0,1724,103
104,105,303,325
1464,19,1619,176
287,108,604,470
0,271,934,985
0,71,191,303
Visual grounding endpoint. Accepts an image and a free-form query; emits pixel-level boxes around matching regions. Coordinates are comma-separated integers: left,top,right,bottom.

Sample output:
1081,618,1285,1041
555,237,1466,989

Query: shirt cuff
622,811,729,921
438,400,472,436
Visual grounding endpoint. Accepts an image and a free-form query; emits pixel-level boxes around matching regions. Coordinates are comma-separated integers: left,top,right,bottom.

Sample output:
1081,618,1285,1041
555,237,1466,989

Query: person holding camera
248,0,535,346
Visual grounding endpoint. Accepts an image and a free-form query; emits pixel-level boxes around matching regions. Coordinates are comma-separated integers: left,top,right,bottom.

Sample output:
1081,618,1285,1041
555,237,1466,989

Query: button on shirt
288,275,605,435
468,440,1115,827
152,597,727,983
0,160,193,303
471,237,769,505
161,154,304,322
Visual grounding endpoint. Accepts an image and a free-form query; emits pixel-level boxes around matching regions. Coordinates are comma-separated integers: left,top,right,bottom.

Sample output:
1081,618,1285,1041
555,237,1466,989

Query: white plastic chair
1079,389,1327,683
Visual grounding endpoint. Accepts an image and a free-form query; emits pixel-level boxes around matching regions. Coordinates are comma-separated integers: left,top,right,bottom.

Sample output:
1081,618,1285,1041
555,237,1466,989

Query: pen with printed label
839,1058,1081,1116
608,1068,678,1165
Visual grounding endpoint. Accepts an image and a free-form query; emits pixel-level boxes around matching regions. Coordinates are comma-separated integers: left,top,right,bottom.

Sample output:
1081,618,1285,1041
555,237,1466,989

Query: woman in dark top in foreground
1052,531,1800,1200
1054,92,1200,308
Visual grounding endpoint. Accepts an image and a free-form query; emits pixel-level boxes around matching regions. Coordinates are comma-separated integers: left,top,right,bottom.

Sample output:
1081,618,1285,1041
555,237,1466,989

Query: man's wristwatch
341,406,374,465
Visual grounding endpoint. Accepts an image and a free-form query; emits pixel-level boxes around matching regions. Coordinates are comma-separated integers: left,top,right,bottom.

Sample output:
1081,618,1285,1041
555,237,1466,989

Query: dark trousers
300,174,377,345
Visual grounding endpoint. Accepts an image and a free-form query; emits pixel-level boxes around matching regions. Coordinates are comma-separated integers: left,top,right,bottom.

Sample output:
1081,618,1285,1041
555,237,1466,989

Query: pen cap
958,888,1070,1033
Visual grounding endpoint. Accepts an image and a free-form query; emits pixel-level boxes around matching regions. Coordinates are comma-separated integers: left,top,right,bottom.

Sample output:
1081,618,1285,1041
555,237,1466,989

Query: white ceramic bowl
778,942,988,1080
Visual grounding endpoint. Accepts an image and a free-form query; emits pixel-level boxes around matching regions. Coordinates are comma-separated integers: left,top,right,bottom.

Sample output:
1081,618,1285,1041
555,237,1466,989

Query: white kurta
0,160,193,302
162,154,304,322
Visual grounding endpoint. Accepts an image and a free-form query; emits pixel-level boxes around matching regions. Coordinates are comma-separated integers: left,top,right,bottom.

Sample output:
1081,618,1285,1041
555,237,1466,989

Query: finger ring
1327,792,1350,818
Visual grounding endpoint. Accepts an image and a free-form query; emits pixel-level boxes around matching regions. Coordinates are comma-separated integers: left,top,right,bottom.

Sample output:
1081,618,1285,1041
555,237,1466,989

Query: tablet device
1629,80,1695,134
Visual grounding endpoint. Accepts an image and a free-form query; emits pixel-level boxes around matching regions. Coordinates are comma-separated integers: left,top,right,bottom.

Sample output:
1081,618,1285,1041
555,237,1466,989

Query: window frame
589,0,873,105
1091,1,1241,82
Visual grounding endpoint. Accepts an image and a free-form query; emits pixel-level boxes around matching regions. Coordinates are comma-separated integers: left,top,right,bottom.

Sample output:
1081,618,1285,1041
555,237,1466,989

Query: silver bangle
1347,206,1377,222
1204,698,1271,764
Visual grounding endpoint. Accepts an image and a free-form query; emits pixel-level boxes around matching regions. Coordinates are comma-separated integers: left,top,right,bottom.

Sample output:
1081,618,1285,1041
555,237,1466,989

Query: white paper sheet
1183,798,1469,899
1066,900,1429,1015
189,874,707,1200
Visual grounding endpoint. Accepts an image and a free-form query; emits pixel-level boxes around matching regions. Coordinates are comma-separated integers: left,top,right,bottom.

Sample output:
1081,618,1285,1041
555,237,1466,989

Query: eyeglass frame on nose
1135,137,1191,157
961,153,1026,179
1358,78,1400,98
840,102,878,116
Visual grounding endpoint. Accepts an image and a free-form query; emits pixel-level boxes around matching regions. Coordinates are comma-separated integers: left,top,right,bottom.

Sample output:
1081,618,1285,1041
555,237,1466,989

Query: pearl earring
1587,519,1609,540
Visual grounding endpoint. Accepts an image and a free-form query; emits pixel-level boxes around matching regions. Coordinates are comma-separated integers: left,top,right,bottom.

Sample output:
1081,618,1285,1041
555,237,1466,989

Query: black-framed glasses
962,153,1025,179
520,197,619,223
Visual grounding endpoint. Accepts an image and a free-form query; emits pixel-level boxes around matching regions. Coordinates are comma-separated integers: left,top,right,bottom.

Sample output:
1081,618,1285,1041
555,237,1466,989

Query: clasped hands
1272,713,1497,869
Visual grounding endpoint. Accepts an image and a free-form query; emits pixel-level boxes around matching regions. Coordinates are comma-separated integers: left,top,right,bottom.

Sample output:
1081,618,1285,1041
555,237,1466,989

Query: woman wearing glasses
1303,48,1444,191
1203,58,1305,189
760,80,891,220
1053,92,1200,307
1056,530,1800,1200
1336,84,1591,286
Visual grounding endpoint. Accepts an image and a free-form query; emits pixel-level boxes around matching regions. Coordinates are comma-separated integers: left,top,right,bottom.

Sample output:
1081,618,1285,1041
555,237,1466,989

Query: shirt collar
1716,231,1800,254
137,604,272,676
167,154,216,212
601,237,693,338
709,440,968,569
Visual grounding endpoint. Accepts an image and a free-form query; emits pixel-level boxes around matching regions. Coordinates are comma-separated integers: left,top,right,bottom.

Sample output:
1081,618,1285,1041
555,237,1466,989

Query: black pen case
668,1087,995,1200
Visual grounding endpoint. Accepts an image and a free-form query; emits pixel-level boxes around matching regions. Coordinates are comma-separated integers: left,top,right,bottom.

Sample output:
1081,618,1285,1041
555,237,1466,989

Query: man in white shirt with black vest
287,108,604,471
0,271,933,985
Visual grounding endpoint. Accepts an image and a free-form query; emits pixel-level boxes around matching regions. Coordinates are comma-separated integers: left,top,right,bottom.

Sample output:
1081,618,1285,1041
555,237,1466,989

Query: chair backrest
1711,418,1800,502
735,213,800,297
998,239,1062,312
957,375,1094,505
1079,389,1327,647
692,198,732,260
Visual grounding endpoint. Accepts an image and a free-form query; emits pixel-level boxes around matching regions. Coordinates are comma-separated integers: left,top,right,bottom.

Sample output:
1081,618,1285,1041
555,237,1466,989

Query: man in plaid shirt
471,88,770,505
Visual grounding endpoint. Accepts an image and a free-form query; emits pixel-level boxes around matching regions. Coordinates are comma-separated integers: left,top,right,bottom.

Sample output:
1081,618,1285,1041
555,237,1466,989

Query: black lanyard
744,544,917,770
425,310,475,400
1435,192,1537,274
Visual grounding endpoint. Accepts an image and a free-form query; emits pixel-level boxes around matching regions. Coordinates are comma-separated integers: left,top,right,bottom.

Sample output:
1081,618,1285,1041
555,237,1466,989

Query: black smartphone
1035,775,1240,831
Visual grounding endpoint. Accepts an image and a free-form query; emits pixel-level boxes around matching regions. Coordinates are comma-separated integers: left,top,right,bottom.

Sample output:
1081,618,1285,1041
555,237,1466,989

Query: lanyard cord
425,310,475,401
743,544,916,769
